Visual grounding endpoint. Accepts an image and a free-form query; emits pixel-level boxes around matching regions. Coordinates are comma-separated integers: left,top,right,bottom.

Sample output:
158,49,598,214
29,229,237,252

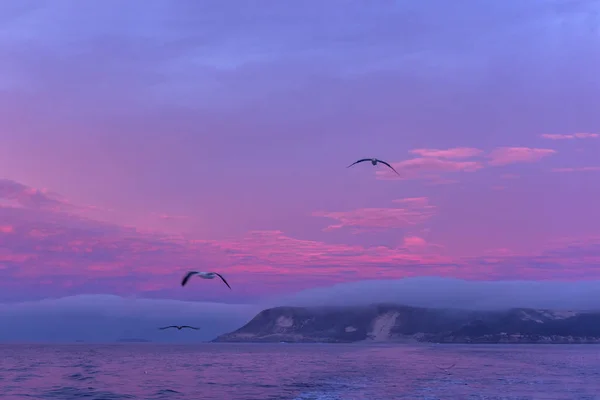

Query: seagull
435,362,456,373
181,271,231,289
159,325,200,330
347,158,400,175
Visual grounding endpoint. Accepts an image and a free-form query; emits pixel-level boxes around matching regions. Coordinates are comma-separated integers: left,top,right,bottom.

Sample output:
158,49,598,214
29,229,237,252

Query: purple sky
1,0,600,305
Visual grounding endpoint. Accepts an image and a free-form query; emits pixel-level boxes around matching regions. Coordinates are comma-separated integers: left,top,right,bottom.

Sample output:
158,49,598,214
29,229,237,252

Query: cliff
212,304,600,344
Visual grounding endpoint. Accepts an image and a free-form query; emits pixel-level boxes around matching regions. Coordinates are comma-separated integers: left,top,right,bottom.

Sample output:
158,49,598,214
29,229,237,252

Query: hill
213,304,600,344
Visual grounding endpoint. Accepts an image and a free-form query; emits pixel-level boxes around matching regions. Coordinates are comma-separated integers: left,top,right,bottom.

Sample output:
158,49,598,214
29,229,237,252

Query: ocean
1,343,599,399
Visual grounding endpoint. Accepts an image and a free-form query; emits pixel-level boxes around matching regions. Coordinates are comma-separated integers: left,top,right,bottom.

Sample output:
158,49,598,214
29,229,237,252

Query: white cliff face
544,310,579,319
367,312,399,341
275,316,294,331
519,310,545,323
519,309,581,323
345,326,357,332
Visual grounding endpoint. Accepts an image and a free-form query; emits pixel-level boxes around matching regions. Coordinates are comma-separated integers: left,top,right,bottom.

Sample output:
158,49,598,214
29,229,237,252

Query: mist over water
0,295,261,343
2,278,600,342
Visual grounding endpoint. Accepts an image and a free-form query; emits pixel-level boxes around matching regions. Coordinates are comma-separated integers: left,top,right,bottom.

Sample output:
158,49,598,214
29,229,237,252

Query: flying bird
159,325,200,330
347,158,400,175
181,271,231,289
435,362,456,373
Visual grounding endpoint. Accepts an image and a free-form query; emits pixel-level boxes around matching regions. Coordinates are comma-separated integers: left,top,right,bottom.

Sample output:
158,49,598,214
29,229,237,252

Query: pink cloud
209,231,600,282
0,179,67,211
457,236,600,280
0,179,108,220
540,133,598,140
0,225,14,233
152,212,190,221
482,248,516,256
487,147,556,166
402,236,427,248
209,230,451,272
312,197,437,232
393,197,430,207
552,167,600,173
423,176,460,185
376,157,483,180
401,235,445,254
0,249,36,264
410,147,483,159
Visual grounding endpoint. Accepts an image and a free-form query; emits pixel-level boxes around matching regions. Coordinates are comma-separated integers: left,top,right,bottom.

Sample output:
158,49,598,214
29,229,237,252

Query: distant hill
212,304,600,344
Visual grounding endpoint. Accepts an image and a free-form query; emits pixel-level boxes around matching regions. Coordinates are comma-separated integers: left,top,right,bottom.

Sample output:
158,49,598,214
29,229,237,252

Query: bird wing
159,326,177,330
214,272,232,289
347,158,371,168
181,271,198,286
376,159,400,176
181,326,200,330
435,363,456,370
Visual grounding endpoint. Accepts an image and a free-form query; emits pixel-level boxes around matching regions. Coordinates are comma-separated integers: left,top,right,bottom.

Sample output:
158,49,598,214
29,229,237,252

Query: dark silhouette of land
213,303,600,344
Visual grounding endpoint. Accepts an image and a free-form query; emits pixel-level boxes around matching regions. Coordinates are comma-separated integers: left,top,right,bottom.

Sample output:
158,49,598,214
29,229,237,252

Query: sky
1,0,600,340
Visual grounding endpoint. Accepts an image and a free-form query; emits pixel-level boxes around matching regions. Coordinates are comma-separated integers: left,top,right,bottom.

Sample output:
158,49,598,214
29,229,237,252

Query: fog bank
0,295,260,343
3,278,600,342
280,278,600,311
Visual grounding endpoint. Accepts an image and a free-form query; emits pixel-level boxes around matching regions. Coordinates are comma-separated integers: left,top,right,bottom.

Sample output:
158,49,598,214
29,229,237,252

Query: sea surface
1,343,600,399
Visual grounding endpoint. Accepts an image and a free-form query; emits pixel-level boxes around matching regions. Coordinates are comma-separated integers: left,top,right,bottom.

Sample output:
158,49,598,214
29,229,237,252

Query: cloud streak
409,148,483,159
541,133,598,140
487,147,556,166
376,156,484,181
0,178,67,210
152,212,190,221
376,145,558,181
552,167,600,173
312,197,437,232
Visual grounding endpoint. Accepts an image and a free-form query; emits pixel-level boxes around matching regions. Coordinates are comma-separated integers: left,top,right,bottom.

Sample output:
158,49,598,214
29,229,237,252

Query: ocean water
1,343,600,400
